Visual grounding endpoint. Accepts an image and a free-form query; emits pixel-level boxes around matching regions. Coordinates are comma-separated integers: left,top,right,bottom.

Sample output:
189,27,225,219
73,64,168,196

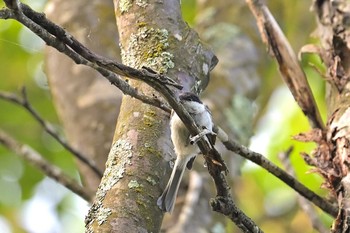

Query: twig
0,129,93,202
0,3,171,113
0,88,103,178
279,147,329,233
245,0,324,130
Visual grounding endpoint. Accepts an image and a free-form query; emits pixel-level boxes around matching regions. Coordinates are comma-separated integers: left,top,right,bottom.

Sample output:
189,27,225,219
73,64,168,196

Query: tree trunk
85,0,217,232
45,0,122,191
311,1,350,232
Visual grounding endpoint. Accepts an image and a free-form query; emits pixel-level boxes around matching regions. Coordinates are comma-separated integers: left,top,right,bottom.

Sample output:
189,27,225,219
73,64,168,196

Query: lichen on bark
86,0,217,232
120,26,174,73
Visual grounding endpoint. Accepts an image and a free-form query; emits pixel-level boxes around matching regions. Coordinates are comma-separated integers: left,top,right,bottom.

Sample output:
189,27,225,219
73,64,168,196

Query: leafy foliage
0,5,81,232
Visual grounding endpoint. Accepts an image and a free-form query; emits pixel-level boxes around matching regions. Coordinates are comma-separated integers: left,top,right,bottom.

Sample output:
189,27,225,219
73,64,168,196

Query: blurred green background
0,0,333,232
0,1,87,233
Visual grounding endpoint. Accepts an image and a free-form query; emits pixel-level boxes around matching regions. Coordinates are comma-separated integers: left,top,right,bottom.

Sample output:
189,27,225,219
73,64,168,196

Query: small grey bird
157,92,213,213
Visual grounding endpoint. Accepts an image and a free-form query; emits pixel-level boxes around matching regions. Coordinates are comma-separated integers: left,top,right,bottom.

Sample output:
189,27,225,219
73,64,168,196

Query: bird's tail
157,159,187,213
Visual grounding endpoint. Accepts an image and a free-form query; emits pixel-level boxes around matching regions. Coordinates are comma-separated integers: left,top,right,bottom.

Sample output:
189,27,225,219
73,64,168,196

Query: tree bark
310,1,350,232
85,0,217,232
45,0,122,191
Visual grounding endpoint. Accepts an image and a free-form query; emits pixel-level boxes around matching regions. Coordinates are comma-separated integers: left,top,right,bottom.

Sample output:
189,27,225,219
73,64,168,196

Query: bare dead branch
0,129,93,202
245,0,325,130
0,89,103,178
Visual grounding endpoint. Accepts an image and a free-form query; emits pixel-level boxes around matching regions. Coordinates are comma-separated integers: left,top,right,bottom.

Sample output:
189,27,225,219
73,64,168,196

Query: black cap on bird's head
179,92,202,104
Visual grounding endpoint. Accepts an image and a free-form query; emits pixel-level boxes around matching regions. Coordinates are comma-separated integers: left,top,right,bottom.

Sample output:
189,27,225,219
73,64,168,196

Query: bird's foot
190,128,216,145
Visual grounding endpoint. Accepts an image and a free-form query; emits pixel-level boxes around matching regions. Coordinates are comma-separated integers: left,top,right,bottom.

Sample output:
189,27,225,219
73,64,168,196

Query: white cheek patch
183,101,206,114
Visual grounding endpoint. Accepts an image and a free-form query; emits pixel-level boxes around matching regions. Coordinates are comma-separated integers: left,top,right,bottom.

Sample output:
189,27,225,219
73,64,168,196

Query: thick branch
0,129,93,202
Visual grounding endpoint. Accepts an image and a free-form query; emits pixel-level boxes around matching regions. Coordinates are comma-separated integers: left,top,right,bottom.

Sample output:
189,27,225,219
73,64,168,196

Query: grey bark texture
45,0,122,191
85,0,217,232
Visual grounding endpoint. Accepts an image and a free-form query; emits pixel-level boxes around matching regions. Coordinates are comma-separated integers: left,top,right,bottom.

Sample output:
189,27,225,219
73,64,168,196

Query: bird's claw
190,128,215,145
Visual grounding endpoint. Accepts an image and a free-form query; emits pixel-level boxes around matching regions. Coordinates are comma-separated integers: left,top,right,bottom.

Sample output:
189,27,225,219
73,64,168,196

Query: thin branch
0,129,93,202
17,1,183,90
0,4,171,113
17,2,182,91
0,88,103,178
215,127,338,217
245,0,325,130
279,147,329,233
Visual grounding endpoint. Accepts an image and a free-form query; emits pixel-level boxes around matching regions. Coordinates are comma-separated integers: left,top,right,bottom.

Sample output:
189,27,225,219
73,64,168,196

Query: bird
157,92,214,213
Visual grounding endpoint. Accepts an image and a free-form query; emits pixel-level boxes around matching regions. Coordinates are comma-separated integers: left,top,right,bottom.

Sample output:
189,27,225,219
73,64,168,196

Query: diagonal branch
16,3,182,90
0,3,171,113
245,0,325,130
0,129,93,202
0,88,103,178
215,127,338,217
